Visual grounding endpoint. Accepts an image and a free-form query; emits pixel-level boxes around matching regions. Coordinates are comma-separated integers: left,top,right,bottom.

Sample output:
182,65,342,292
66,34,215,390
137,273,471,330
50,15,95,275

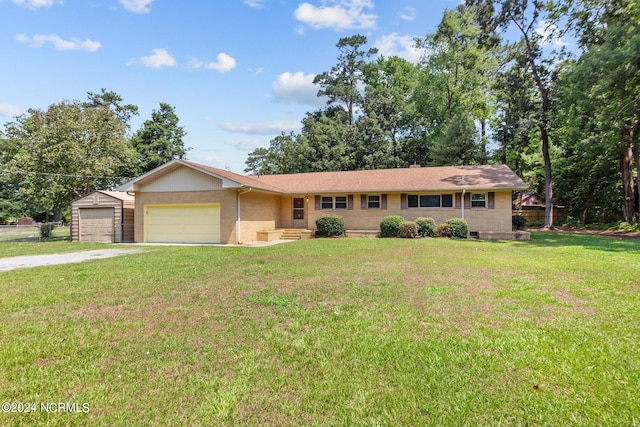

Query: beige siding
138,165,223,192
307,191,513,233
122,207,135,242
71,192,123,242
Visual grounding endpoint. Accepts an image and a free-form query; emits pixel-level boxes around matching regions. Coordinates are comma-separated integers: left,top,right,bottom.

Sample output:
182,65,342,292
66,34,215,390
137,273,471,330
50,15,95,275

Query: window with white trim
367,195,381,209
471,193,486,208
407,194,454,208
321,196,333,209
321,196,348,210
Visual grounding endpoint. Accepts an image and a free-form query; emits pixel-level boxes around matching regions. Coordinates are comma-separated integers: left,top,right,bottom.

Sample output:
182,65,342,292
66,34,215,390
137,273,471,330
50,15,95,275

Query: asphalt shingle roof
187,161,527,193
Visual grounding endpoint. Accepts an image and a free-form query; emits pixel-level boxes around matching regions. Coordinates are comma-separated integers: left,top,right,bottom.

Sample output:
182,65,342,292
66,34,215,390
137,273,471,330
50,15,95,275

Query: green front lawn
1,233,639,425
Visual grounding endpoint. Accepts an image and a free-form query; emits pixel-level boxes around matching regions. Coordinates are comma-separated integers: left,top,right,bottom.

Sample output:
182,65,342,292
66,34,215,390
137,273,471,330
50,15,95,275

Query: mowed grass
1,233,639,426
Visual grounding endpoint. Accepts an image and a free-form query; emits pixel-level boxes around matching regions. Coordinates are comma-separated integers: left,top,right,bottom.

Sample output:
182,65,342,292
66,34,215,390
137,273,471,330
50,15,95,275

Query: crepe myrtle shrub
436,223,452,238
416,217,437,237
380,215,405,237
446,218,469,238
398,221,419,238
512,215,527,230
315,214,345,237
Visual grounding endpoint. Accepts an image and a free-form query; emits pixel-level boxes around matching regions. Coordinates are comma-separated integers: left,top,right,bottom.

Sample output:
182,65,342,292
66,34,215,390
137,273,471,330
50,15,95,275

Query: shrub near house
381,215,469,239
316,215,345,237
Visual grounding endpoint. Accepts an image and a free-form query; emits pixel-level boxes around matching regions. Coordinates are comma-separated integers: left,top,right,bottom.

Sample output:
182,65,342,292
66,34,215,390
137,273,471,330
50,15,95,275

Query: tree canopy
246,2,640,226
0,92,189,222
1,1,639,226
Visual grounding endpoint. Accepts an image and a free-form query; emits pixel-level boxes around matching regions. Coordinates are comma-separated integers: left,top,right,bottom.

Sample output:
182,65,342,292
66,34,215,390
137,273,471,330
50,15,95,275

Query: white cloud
189,53,237,72
118,0,153,13
206,53,237,72
243,0,265,8
16,33,101,51
0,102,24,117
12,0,55,9
535,20,569,47
271,71,326,107
398,6,415,21
374,33,422,63
219,120,301,135
294,0,377,31
225,138,265,150
139,48,176,68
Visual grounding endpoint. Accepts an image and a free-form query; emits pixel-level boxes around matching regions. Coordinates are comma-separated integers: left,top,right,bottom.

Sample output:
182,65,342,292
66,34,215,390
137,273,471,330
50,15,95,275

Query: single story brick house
117,159,527,244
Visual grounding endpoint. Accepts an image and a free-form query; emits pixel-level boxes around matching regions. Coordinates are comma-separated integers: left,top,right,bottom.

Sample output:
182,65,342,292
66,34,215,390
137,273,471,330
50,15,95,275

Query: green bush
512,215,527,230
416,217,436,237
447,218,468,238
398,221,419,238
380,215,405,237
436,223,451,238
316,215,345,237
39,223,55,238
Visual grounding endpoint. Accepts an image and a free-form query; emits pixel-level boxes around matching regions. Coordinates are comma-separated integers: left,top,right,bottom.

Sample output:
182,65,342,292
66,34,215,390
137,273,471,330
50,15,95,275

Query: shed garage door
145,204,221,244
79,208,114,243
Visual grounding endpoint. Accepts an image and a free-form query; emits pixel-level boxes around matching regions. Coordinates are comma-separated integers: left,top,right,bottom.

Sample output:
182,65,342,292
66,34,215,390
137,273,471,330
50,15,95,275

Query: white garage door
80,208,114,243
145,204,221,244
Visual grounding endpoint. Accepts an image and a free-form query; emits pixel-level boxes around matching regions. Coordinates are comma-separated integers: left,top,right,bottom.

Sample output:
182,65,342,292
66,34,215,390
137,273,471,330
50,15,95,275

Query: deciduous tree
3,101,135,219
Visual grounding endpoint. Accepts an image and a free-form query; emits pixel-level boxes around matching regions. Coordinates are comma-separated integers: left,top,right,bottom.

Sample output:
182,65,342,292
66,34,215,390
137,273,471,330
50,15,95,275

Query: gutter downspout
461,188,466,220
237,187,252,244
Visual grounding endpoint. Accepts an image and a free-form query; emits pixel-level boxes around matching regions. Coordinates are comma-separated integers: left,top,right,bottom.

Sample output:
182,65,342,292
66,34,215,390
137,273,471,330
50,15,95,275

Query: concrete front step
281,229,303,240
257,229,312,242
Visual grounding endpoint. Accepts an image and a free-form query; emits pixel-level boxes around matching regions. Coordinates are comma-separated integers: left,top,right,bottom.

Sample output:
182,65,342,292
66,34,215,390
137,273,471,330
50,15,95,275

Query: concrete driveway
0,249,140,272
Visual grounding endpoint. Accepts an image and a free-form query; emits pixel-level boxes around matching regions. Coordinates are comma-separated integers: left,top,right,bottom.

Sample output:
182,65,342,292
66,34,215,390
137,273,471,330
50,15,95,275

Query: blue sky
1,0,472,172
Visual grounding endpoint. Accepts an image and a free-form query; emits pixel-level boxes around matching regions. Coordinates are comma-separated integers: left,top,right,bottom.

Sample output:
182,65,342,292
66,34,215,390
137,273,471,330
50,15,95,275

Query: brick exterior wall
134,189,513,244
237,191,281,243
134,189,281,244
305,191,513,233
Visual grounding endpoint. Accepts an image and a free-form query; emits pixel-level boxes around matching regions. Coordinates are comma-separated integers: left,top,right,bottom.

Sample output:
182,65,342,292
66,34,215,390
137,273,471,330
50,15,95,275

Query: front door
292,197,306,228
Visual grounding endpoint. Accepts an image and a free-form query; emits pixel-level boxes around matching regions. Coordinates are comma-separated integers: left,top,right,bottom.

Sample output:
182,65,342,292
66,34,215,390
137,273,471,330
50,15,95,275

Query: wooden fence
512,208,566,224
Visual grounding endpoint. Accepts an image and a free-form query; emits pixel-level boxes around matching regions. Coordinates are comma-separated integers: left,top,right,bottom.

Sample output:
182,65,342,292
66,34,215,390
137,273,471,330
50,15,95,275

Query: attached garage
144,203,221,244
71,191,135,243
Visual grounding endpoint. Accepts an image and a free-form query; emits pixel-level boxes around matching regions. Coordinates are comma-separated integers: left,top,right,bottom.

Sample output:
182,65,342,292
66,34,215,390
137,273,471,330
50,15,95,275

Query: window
320,196,348,210
471,193,486,208
421,195,440,208
367,195,381,209
407,194,454,208
321,196,333,209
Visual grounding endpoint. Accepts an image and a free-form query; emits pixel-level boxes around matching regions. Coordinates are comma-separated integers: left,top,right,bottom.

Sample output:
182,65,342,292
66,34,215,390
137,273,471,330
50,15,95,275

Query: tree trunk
635,140,640,222
480,118,487,164
634,121,640,222
620,140,635,222
541,126,554,228
520,24,553,228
